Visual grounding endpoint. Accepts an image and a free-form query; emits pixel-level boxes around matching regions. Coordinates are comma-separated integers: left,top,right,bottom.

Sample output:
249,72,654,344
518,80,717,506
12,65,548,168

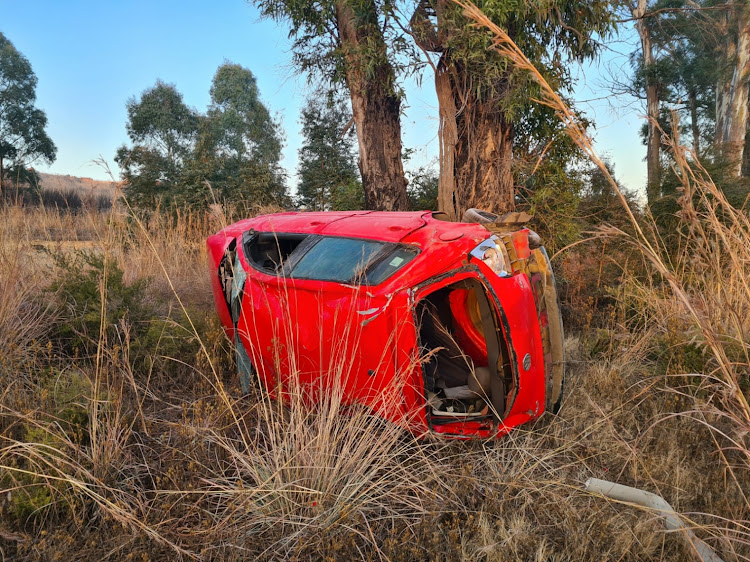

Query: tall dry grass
0,202,460,559
0,212,54,372
0,6,748,557
458,0,750,556
0,199,746,559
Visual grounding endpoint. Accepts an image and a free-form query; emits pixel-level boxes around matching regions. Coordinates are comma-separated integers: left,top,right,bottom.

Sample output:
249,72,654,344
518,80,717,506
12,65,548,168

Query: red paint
448,289,488,366
207,211,557,439
511,229,531,259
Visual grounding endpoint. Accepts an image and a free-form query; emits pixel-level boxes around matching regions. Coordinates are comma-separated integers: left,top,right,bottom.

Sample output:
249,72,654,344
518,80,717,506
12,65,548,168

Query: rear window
291,237,384,283
363,246,419,285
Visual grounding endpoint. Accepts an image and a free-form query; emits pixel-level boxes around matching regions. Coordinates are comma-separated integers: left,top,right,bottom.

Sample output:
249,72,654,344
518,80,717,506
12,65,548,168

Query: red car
207,210,564,439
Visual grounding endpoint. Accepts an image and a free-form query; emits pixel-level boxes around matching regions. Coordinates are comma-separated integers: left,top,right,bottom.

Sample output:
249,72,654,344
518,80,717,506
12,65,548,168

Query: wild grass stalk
458,0,750,556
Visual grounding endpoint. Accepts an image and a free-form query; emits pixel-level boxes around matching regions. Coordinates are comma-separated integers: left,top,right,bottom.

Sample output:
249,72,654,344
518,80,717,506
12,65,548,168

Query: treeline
629,0,750,206
119,0,750,224
2,2,750,222
115,65,287,210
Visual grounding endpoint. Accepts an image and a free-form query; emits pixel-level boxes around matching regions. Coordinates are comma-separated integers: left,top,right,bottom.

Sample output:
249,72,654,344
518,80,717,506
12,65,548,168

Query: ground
0,203,747,561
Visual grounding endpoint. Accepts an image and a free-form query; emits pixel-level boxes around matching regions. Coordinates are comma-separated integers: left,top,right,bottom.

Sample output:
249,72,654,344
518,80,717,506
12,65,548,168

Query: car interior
244,231,310,273
417,279,513,422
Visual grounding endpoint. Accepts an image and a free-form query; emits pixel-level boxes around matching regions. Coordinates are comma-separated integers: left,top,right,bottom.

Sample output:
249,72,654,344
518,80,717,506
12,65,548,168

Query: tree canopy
411,0,615,218
115,81,199,208
625,0,750,207
115,64,287,210
296,94,362,210
0,32,56,195
259,0,615,217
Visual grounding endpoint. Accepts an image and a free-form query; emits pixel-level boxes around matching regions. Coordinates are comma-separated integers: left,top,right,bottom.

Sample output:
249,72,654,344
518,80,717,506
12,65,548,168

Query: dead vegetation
0,5,748,559
0,161,748,560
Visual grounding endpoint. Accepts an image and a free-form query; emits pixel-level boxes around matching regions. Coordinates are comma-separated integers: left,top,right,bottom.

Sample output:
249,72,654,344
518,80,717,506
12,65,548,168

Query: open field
0,189,748,560
36,174,118,202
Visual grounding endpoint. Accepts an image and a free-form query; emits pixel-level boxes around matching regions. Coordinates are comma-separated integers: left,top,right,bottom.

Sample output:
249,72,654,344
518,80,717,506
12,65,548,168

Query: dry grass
0,197,746,561
457,0,750,558
0,4,747,557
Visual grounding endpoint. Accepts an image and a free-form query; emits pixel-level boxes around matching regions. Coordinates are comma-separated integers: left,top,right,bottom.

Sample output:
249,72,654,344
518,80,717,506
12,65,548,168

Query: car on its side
207,209,564,439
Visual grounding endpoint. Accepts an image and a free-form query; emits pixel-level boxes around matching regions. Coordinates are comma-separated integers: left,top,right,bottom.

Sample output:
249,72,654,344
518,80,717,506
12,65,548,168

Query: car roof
222,210,434,243
212,210,498,290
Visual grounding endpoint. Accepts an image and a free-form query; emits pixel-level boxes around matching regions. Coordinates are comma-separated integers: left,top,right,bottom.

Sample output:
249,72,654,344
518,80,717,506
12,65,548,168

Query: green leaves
0,32,57,193
116,64,288,211
296,94,362,210
207,64,282,166
125,80,199,156
440,0,613,107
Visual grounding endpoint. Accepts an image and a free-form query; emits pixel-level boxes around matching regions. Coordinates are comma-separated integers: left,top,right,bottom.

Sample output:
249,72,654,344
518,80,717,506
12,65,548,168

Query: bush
49,252,149,358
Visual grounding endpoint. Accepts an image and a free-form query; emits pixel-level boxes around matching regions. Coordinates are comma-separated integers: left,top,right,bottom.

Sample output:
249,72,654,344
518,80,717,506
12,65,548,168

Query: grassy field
0,164,748,561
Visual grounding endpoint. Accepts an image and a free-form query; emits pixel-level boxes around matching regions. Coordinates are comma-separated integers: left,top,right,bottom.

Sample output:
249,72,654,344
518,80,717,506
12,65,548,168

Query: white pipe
585,478,724,562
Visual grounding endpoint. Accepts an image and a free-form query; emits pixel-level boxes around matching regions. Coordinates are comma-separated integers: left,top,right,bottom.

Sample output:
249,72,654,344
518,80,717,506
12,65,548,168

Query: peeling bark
436,63,459,219
716,2,750,177
451,80,515,218
715,8,733,153
413,0,515,220
335,1,409,211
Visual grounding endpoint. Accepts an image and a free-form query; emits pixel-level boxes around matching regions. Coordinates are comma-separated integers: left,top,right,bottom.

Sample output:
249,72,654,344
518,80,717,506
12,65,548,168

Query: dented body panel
207,210,564,439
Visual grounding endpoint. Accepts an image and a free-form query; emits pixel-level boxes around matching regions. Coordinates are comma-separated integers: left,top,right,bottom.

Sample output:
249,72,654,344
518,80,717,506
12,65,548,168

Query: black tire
462,208,499,224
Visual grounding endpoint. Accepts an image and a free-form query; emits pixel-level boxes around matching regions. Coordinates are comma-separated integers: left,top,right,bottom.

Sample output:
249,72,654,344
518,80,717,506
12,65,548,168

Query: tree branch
617,3,735,24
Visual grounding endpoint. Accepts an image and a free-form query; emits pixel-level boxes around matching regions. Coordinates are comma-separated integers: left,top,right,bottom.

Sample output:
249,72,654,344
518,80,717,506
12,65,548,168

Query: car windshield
291,237,385,283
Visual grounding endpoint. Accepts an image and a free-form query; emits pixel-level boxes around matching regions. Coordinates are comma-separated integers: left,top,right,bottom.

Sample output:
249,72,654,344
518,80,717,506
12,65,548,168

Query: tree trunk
414,0,515,220
0,156,3,198
715,7,733,153
742,130,750,177
335,0,409,211
689,90,700,156
435,62,460,219
451,73,515,218
716,2,750,177
632,0,661,203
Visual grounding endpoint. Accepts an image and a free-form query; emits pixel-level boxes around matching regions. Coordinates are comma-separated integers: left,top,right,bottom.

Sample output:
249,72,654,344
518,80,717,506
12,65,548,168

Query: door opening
417,278,513,424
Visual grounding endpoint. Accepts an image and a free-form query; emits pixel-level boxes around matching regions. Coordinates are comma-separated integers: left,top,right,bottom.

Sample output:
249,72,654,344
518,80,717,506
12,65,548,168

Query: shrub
49,251,149,357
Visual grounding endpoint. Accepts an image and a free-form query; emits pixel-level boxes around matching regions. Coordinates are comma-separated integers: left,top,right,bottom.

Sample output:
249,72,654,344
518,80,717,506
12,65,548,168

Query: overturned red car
207,209,564,439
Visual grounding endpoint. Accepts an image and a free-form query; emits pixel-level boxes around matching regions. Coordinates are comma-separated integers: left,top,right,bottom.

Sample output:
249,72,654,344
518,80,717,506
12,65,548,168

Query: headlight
470,236,508,277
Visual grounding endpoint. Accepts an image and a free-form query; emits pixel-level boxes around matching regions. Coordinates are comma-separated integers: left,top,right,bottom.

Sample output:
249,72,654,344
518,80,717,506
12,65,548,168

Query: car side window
290,237,384,283
243,231,310,274
364,246,418,285
243,232,418,284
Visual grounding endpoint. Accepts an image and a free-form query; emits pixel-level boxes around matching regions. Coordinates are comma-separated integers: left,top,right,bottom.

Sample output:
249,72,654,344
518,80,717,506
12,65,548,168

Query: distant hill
37,172,119,201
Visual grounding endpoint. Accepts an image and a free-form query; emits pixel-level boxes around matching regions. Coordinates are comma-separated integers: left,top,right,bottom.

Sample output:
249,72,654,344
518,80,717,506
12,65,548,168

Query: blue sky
1,0,647,197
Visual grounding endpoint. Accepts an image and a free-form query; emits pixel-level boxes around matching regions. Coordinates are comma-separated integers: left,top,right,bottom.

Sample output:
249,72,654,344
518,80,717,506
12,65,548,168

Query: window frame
241,230,420,286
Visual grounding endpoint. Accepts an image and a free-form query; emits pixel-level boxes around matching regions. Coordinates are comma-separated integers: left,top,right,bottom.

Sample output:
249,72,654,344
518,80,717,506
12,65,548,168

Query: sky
1,0,647,198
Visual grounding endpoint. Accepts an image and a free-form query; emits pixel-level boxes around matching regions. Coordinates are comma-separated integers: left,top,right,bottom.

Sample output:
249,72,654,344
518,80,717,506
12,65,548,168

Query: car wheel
463,208,499,224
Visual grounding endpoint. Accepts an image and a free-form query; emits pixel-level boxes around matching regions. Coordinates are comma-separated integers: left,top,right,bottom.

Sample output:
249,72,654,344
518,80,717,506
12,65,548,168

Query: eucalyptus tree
0,32,56,196
116,64,287,209
410,0,615,219
259,1,614,216
626,0,747,191
628,0,663,202
193,63,287,206
255,0,411,211
115,81,199,207
715,0,750,177
297,94,362,210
